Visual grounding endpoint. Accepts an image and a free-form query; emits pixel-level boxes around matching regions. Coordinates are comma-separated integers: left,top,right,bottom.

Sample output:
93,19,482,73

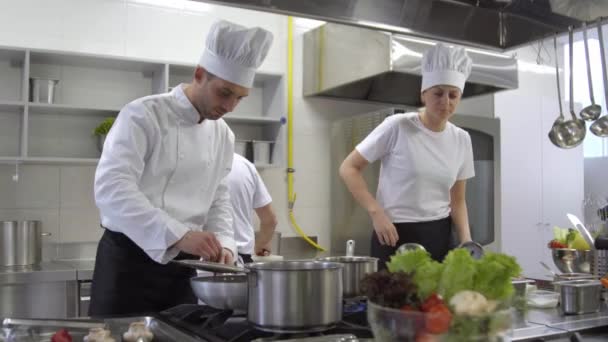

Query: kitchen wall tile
59,207,102,243
0,0,68,50
60,166,97,208
0,166,18,209
0,208,60,244
15,166,60,209
61,0,127,56
125,2,183,61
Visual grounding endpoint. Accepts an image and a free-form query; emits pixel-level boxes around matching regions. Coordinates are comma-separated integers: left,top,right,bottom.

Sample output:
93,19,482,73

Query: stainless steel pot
173,259,344,333
317,240,378,298
0,221,50,266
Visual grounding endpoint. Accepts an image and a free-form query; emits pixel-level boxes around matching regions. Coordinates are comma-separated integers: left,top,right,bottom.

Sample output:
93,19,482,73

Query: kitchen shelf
0,46,285,167
224,115,283,125
0,100,25,111
0,157,99,165
28,103,120,116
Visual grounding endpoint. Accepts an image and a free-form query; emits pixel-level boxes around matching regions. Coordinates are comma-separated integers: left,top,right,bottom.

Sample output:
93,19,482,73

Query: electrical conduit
286,17,325,251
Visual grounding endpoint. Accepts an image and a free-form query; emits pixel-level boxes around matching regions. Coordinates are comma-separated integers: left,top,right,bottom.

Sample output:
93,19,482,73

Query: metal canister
555,279,602,315
0,221,49,266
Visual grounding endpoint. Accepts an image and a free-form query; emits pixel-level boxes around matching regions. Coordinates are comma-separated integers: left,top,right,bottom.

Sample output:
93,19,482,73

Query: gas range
159,301,374,342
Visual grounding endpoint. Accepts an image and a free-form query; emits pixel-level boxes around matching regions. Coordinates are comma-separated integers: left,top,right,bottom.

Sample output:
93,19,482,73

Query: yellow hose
287,17,325,251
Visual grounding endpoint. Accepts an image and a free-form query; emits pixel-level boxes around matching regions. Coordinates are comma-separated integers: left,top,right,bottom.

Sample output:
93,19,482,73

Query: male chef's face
421,85,462,121
192,66,249,121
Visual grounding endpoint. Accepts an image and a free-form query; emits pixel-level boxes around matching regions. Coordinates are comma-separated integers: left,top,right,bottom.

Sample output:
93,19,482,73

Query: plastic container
527,290,559,308
367,301,513,342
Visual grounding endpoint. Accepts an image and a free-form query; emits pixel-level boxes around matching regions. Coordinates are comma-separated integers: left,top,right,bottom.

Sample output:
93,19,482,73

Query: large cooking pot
317,240,378,298
0,220,50,266
175,259,343,333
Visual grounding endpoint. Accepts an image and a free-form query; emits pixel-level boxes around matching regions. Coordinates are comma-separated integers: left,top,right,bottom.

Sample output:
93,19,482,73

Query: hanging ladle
549,28,586,148
580,22,602,121
591,18,608,137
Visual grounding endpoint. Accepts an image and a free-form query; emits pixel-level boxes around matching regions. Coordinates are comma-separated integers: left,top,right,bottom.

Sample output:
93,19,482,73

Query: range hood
192,0,597,50
303,23,518,107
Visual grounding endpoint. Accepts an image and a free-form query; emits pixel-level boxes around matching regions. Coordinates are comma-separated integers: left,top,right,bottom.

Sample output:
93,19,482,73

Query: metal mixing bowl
551,248,593,274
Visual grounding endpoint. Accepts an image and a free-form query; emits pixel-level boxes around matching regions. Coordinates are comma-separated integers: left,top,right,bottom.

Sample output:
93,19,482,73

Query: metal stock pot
317,240,378,298
1,220,50,266
174,259,344,333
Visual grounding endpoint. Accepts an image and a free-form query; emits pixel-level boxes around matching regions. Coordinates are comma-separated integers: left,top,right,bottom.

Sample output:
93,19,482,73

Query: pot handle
171,259,249,274
346,240,355,257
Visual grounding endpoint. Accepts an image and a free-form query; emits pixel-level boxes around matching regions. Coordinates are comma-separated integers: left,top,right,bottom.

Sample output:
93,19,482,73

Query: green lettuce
437,249,476,301
387,249,432,273
473,252,522,301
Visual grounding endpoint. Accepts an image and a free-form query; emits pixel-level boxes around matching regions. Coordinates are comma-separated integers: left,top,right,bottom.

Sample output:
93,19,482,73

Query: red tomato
425,305,452,334
421,293,444,312
51,329,72,342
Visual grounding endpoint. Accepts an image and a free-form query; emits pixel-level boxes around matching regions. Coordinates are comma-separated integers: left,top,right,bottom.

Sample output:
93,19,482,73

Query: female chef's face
192,67,249,121
420,85,462,121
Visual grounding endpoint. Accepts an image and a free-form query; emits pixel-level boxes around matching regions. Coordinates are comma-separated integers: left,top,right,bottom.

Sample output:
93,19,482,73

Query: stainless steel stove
159,301,373,342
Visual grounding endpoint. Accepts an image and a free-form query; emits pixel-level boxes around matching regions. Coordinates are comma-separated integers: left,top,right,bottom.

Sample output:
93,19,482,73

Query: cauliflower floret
449,290,497,317
84,327,115,342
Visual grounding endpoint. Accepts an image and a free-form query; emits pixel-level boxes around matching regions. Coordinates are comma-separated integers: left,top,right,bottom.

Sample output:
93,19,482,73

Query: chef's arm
94,104,190,264
450,180,472,243
205,177,237,259
254,204,278,254
339,150,380,214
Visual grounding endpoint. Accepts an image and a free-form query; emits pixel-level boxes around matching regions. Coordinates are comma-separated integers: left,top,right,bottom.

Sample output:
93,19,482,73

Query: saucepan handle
171,259,249,274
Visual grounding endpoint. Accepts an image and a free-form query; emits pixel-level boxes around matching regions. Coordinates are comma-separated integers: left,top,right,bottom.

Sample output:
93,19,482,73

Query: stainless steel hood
192,0,594,50
303,23,518,107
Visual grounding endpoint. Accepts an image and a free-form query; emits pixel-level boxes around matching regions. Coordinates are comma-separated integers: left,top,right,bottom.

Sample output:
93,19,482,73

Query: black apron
89,229,197,317
238,253,254,264
371,216,453,271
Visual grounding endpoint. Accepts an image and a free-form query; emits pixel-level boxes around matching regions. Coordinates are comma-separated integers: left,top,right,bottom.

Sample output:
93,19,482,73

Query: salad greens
387,248,522,302
93,117,116,136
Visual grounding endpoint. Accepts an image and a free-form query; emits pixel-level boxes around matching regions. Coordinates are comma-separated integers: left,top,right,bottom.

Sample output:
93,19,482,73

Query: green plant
93,117,116,136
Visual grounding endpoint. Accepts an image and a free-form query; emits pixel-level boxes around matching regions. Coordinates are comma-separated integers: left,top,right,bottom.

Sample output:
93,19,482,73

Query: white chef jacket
356,112,475,223
94,84,236,264
227,154,272,255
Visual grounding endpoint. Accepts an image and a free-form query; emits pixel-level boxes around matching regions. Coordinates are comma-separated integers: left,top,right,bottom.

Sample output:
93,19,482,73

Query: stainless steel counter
56,259,95,280
0,262,76,284
511,302,608,341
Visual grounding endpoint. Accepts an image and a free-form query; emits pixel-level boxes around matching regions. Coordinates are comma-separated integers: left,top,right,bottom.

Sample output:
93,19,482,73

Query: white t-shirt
356,112,475,223
227,154,272,254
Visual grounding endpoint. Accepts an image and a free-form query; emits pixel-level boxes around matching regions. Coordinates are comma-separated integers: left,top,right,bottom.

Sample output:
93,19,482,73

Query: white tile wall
0,1,378,256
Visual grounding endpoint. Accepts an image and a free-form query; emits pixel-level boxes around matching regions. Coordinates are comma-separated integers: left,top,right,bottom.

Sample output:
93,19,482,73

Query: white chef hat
199,20,274,88
421,43,472,93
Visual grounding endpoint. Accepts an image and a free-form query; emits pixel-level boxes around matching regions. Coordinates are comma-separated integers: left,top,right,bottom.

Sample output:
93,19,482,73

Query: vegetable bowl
367,300,513,342
361,248,522,342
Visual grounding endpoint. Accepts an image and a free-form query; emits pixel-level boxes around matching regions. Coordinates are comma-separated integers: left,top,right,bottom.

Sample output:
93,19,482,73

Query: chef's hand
254,243,271,256
370,209,399,247
219,248,234,265
174,231,222,261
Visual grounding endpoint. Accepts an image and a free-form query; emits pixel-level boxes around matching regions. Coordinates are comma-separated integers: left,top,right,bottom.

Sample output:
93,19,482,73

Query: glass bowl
367,300,513,342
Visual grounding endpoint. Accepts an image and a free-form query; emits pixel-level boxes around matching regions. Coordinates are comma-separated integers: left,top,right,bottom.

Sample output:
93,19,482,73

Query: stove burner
160,302,373,342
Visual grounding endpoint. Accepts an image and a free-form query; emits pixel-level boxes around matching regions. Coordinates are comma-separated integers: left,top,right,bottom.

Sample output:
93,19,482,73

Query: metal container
511,279,535,297
317,240,378,298
252,140,273,165
555,279,602,315
29,77,59,104
0,221,49,266
190,275,248,312
552,273,596,293
246,260,343,333
551,248,593,274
